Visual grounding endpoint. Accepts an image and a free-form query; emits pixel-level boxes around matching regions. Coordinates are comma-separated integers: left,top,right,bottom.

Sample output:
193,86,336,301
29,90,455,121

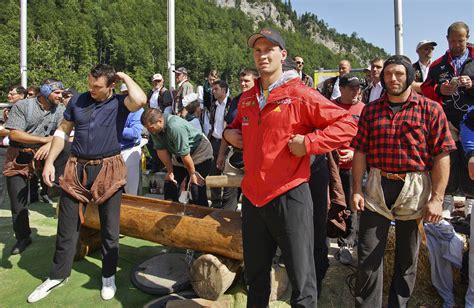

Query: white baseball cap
152,73,163,81
120,83,128,92
416,40,437,51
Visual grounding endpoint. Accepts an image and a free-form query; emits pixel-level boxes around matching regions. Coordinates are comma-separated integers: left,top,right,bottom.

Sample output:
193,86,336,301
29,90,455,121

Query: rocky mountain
213,0,388,67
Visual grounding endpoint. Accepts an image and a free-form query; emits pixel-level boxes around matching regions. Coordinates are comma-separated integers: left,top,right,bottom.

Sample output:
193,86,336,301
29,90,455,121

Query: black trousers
446,143,474,197
50,162,122,279
242,183,317,308
338,168,358,247
209,137,239,210
146,137,164,172
308,155,329,298
355,178,420,308
8,143,70,241
0,148,6,208
163,159,212,207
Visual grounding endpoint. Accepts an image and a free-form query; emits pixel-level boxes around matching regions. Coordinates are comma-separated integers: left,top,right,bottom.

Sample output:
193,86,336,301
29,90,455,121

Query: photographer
422,21,474,217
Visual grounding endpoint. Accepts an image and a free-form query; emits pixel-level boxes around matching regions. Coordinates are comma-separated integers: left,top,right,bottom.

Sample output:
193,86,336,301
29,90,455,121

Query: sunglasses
296,61,304,65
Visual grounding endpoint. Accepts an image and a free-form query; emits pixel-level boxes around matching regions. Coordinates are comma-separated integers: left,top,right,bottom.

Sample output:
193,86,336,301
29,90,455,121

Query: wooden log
82,194,243,260
190,254,242,300
74,226,102,260
166,297,232,308
205,175,243,188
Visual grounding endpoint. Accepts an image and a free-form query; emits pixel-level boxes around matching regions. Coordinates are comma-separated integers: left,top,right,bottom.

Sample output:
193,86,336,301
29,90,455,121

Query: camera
450,77,460,86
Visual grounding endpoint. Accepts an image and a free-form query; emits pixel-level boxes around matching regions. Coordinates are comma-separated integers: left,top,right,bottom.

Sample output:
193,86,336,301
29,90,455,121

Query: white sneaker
465,198,474,217
27,278,67,303
101,275,116,300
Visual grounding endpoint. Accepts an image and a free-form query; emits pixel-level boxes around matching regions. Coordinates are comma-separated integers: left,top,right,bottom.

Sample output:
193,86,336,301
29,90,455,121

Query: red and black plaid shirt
351,90,456,172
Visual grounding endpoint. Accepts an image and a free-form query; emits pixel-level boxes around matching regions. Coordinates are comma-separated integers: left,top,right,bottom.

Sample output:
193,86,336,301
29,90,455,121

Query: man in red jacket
224,27,357,307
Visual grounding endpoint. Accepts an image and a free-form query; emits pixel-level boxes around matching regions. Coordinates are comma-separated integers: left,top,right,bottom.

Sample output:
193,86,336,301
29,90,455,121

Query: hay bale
382,225,466,306
269,264,290,302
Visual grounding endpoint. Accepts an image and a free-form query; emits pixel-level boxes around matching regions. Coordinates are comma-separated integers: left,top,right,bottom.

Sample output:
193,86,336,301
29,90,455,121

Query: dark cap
247,27,286,50
339,74,361,87
173,67,188,75
381,55,415,90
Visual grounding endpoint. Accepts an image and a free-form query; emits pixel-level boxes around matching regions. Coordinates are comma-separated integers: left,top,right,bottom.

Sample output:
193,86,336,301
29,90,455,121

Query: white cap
120,83,128,93
152,73,163,81
182,93,198,108
416,40,437,51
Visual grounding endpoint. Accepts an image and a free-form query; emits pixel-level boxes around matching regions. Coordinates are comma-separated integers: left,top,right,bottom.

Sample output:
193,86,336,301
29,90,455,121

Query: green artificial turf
0,198,276,307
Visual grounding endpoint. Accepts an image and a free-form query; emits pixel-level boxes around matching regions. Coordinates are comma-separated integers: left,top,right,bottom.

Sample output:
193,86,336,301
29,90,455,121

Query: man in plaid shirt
351,55,456,307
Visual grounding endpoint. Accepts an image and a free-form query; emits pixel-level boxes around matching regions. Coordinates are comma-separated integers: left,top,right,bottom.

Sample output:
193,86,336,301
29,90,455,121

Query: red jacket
421,45,474,127
226,76,358,206
331,100,365,170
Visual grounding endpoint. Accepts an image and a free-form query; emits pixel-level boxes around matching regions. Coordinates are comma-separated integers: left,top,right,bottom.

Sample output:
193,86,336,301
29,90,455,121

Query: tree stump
190,254,242,300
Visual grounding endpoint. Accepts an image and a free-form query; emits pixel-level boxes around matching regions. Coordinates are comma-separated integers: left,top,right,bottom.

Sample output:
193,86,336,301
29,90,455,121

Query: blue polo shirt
64,92,130,159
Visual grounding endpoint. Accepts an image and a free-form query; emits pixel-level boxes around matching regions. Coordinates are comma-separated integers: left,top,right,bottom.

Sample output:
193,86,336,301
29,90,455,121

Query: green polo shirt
151,114,202,156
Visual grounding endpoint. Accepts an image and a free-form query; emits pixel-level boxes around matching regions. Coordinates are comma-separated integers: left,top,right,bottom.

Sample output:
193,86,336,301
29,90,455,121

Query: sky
290,0,474,66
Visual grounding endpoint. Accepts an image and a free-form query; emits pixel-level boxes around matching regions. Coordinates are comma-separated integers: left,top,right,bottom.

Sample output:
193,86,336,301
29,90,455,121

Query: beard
386,82,408,96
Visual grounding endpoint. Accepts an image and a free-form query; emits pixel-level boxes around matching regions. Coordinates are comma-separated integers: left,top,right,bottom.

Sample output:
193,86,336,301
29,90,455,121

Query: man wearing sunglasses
294,56,314,88
412,40,437,93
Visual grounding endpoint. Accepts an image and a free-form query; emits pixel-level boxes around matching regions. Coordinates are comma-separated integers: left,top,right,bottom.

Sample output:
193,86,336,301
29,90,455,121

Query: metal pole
20,0,27,87
168,0,176,90
394,0,404,55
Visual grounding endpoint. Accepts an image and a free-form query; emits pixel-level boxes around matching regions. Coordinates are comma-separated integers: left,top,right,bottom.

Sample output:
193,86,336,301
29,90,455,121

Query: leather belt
18,148,35,153
380,171,406,181
77,157,103,165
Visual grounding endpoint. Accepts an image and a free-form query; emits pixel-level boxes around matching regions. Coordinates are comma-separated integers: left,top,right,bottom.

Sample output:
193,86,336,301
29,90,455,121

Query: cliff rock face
213,0,380,64
215,0,295,31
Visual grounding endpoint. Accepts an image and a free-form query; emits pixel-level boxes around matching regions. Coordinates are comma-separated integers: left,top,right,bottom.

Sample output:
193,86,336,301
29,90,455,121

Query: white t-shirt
369,82,383,103
330,77,341,100
212,97,228,139
149,87,162,109
419,61,431,82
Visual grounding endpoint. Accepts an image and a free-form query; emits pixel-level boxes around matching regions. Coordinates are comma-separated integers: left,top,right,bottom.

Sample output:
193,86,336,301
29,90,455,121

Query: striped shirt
6,98,65,148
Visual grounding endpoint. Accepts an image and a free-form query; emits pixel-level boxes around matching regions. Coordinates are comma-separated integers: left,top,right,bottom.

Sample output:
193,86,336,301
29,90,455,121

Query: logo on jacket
273,106,282,112
274,98,291,105
242,116,249,126
439,72,450,80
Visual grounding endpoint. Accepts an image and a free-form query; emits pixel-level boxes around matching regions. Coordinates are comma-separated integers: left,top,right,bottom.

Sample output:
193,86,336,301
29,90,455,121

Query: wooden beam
205,175,243,188
81,194,243,260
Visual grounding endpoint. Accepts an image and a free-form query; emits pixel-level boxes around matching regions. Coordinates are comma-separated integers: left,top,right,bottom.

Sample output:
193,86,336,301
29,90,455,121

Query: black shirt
64,92,130,159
